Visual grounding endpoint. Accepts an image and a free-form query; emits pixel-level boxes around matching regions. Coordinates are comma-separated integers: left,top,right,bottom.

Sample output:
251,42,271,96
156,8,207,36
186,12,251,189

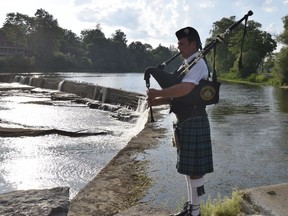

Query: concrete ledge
242,183,288,216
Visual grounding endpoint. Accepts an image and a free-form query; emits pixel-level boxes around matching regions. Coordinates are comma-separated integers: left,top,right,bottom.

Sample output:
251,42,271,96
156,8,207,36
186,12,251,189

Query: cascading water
57,80,65,91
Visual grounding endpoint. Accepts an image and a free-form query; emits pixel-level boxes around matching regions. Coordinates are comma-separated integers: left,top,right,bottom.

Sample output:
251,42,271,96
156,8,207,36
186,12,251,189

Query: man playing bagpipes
146,27,213,216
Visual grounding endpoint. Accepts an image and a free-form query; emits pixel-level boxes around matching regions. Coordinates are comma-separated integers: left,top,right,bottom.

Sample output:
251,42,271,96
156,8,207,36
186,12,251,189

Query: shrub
201,191,243,216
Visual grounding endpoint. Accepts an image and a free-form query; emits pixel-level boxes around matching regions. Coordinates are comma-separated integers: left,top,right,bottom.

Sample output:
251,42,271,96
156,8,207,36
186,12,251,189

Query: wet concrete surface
242,183,288,216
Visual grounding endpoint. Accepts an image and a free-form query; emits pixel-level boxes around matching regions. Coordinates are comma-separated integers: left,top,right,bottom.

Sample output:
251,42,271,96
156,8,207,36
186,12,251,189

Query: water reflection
209,82,275,117
273,87,288,112
0,135,126,197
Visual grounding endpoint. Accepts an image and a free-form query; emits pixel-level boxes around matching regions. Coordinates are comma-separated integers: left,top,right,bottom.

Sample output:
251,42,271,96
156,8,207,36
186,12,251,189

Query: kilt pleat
176,116,213,176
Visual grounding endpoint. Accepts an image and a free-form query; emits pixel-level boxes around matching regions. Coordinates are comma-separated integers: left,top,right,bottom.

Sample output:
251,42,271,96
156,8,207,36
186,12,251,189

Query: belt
175,106,207,123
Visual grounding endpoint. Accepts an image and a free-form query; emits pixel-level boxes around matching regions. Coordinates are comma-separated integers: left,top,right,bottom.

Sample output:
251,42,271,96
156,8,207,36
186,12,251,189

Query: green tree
206,17,276,79
230,20,276,78
128,41,152,71
277,15,288,44
28,9,62,71
205,17,238,75
1,12,33,72
110,29,130,72
150,45,181,72
2,12,30,49
58,29,83,57
57,28,89,71
1,9,187,73
260,53,275,74
273,15,288,85
81,25,112,71
272,47,288,84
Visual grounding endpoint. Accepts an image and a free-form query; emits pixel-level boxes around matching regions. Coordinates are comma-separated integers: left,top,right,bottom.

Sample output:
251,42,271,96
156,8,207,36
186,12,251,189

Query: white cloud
266,23,279,36
199,0,215,8
262,0,278,13
0,0,287,48
74,0,92,6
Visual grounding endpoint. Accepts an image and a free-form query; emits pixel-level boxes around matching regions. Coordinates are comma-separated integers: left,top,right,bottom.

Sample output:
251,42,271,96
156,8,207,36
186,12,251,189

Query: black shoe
183,213,201,216
170,202,191,216
184,204,201,216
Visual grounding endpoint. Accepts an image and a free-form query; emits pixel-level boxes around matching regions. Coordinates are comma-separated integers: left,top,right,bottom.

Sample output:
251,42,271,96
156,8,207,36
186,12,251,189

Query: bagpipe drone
144,10,253,122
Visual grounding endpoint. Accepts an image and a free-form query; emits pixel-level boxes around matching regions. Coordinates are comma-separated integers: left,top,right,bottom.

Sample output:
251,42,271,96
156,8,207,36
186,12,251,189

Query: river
1,72,288,209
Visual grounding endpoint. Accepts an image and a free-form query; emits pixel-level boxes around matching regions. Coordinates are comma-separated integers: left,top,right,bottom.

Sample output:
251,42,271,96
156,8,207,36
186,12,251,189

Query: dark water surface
1,73,287,209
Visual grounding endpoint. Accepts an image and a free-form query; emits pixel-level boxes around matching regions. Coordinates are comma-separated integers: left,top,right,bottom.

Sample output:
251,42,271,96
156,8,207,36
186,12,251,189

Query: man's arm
147,82,196,107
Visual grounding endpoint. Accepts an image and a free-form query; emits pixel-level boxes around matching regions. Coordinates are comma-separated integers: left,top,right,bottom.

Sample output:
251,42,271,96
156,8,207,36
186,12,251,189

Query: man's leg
188,176,205,216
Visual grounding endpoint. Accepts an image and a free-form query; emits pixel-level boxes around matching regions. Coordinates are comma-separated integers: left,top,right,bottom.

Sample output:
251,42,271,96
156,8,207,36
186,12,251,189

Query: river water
1,72,288,209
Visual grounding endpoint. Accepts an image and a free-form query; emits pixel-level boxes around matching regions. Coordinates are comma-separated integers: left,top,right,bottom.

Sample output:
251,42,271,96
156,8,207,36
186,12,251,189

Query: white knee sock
190,177,205,216
185,175,193,204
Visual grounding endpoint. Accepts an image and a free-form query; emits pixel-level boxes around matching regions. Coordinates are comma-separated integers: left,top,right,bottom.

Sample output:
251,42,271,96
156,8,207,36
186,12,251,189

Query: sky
1,0,287,49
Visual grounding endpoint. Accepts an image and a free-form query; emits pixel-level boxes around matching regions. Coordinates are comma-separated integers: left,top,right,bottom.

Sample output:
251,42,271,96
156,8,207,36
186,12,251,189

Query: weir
0,73,146,111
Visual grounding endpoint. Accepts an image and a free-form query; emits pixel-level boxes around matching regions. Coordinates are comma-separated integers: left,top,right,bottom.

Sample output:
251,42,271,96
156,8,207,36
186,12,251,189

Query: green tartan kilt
176,116,214,176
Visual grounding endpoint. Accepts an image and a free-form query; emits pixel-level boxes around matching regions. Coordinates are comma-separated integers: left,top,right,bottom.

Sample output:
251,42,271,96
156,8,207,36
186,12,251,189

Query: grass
219,73,281,87
200,191,243,216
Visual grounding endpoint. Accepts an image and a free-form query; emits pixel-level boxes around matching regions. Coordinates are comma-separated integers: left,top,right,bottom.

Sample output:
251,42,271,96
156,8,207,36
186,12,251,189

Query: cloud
70,0,285,48
265,23,279,35
104,8,140,29
262,0,277,13
73,0,235,46
199,0,215,8
77,6,139,29
73,0,93,6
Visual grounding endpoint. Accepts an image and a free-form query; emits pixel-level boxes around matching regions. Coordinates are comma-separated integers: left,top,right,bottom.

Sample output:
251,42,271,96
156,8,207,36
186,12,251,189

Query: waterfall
122,108,149,141
136,97,147,113
93,85,98,100
13,75,20,82
28,77,33,86
100,87,108,103
58,80,65,91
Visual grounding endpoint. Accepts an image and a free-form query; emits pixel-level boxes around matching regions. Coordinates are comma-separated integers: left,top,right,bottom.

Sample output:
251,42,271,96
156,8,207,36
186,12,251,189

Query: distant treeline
0,9,288,85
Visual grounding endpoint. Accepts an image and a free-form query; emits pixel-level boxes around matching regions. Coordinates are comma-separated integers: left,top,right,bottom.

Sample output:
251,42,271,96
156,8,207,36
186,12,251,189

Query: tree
58,29,83,57
128,41,152,71
273,15,288,85
205,17,276,79
27,9,62,71
277,15,288,45
111,29,127,47
81,25,112,71
150,45,181,72
0,9,186,73
231,21,276,78
273,47,288,84
110,29,130,72
2,12,31,48
205,17,238,75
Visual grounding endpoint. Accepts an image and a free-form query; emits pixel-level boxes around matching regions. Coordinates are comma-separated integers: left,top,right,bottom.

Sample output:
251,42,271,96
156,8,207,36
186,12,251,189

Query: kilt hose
176,116,214,176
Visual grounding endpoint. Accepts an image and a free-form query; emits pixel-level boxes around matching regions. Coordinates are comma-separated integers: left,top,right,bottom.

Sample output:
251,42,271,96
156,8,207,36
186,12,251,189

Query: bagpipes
144,10,253,122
